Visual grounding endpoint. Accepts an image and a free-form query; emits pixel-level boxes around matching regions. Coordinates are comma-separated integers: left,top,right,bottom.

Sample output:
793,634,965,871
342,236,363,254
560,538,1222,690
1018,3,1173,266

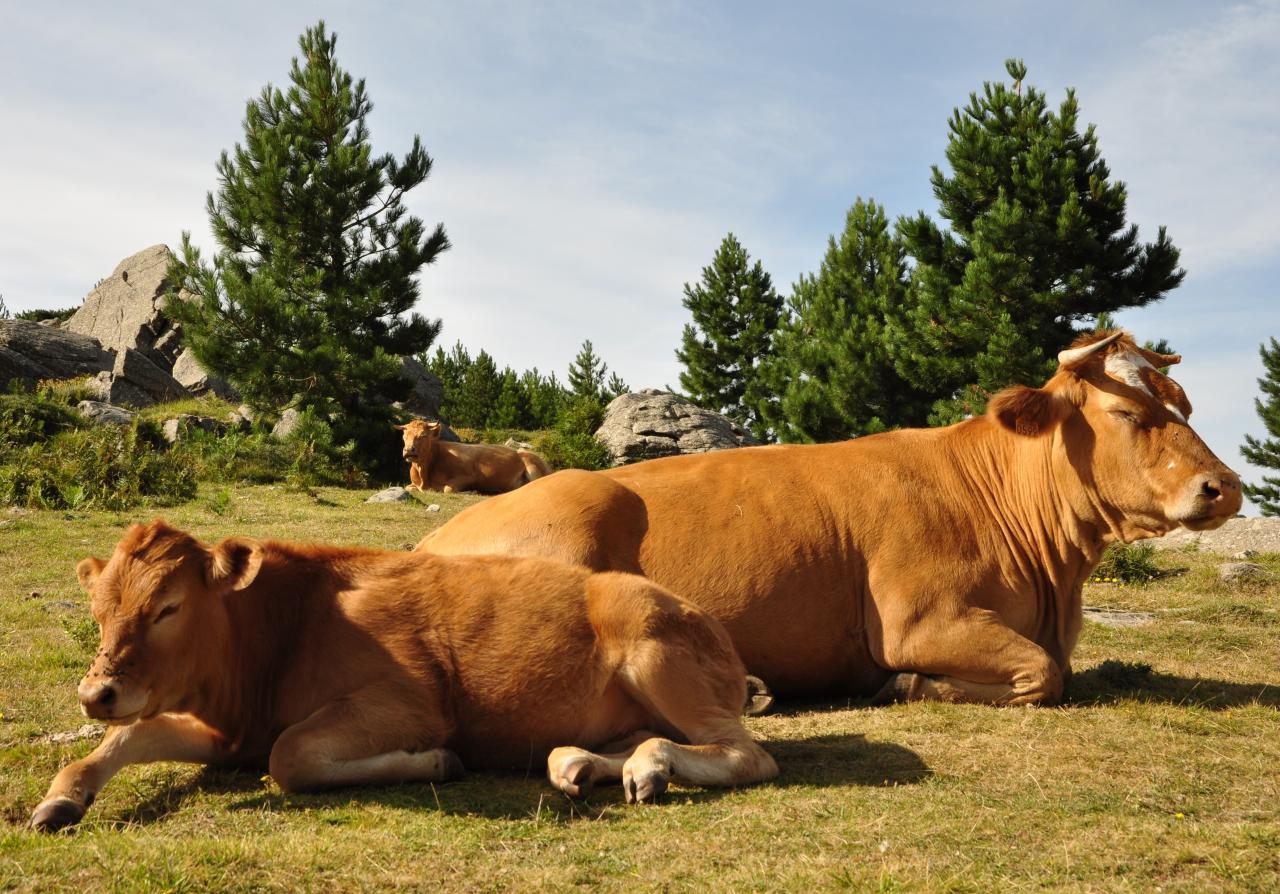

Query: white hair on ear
1104,350,1155,396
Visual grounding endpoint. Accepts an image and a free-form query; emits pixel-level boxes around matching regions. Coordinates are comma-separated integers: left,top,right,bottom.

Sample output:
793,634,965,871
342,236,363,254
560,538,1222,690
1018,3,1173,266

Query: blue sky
3,1,1278,509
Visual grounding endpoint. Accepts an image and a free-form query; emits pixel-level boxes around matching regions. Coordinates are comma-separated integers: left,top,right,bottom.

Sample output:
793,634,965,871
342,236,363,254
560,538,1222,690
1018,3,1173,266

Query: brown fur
30,522,775,831
419,331,1241,707
396,419,551,495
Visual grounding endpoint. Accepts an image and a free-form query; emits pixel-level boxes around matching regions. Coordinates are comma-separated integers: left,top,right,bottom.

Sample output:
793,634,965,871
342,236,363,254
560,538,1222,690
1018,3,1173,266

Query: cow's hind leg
584,577,778,804
269,692,461,793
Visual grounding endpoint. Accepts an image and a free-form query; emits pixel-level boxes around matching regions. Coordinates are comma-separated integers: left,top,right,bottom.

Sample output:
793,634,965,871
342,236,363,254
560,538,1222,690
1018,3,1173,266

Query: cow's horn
1057,331,1125,368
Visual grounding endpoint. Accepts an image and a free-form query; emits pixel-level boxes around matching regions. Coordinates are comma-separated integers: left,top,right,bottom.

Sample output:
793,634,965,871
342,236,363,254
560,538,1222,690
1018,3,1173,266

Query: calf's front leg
268,699,462,793
31,713,223,832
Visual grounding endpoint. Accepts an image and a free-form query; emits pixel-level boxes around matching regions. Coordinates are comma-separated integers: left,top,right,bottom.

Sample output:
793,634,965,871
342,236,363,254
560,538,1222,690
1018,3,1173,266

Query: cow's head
395,419,442,463
986,330,1241,539
74,521,263,723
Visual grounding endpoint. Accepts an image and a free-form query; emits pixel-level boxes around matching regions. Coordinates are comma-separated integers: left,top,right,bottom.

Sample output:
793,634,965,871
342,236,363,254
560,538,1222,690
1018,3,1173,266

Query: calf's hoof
744,675,775,716
438,750,466,782
624,770,668,805
30,797,85,833
551,757,595,799
870,672,923,705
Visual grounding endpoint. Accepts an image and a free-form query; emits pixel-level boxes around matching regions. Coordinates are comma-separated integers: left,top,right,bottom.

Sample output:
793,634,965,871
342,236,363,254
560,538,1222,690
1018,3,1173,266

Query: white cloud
1082,1,1280,272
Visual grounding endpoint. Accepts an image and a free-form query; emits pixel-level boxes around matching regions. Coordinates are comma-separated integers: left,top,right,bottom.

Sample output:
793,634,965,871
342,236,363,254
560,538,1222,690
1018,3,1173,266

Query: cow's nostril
1201,481,1222,501
97,684,116,707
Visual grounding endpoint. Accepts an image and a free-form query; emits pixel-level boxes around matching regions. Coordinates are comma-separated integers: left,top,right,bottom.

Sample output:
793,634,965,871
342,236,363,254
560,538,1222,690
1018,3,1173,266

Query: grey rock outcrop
172,349,238,401
272,407,303,440
90,348,192,408
595,389,758,466
161,414,226,444
66,245,182,357
1218,562,1271,584
396,356,444,418
1151,516,1280,555
0,319,113,385
75,400,136,427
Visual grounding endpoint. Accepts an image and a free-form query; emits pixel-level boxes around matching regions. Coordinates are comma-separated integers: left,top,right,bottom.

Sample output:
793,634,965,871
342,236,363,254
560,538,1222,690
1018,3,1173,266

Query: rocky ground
1149,516,1280,555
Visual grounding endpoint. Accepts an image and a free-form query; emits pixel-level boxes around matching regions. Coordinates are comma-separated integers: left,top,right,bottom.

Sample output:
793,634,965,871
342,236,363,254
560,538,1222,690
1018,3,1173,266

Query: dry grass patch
2,496,1278,892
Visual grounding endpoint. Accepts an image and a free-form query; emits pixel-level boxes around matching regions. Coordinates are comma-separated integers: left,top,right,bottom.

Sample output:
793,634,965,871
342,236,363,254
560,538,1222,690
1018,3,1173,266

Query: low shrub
0,392,85,447
1089,543,1161,585
0,422,197,510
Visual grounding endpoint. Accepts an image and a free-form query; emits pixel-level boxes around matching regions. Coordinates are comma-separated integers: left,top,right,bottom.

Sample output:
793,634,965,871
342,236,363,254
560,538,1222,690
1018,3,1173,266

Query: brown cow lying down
418,330,1242,707
396,419,551,495
30,521,776,832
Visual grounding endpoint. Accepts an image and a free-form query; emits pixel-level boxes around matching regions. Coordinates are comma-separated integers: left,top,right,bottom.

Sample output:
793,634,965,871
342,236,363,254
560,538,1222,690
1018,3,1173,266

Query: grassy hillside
2,486,1278,892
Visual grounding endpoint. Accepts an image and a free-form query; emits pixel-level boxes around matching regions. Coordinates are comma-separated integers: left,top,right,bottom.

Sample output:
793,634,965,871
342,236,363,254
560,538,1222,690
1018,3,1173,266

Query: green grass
2,490,1278,892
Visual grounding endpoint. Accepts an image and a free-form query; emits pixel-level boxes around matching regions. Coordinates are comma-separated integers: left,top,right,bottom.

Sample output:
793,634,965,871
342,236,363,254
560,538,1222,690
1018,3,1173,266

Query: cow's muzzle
77,677,146,722
1180,468,1243,529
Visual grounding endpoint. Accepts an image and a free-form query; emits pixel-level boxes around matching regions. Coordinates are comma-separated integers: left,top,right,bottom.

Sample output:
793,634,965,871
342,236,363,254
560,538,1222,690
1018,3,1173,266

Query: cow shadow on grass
106,731,928,827
1065,659,1280,709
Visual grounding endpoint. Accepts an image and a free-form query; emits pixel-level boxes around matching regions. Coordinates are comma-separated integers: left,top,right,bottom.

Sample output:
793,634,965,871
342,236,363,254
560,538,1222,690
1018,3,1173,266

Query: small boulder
503,437,536,451
427,503,441,513
1218,562,1270,584
596,389,758,466
76,400,136,427
161,414,226,444
272,408,303,440
171,349,239,401
366,486,412,503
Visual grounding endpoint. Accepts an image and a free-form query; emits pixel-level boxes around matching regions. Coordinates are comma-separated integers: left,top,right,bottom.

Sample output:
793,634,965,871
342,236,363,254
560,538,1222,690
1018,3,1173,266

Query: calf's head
987,330,1241,538
395,419,442,463
74,521,263,723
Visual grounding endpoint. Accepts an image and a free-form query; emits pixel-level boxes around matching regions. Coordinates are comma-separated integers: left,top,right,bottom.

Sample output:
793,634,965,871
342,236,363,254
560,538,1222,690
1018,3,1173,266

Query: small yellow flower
1175,812,1185,819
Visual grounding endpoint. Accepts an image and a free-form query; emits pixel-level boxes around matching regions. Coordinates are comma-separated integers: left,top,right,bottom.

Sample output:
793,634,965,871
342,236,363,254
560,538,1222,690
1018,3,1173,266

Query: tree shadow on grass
104,731,928,828
1065,659,1280,709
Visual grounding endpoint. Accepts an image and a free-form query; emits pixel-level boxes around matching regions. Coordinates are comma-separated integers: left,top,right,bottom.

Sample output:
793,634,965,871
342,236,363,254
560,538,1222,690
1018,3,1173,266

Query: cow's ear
987,386,1068,437
76,557,105,593
207,537,264,592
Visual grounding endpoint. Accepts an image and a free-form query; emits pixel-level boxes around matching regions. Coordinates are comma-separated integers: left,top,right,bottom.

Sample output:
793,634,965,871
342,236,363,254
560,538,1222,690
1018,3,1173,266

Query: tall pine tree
677,234,782,440
1241,337,1280,516
568,340,610,402
166,22,449,470
761,199,933,443
892,59,1183,423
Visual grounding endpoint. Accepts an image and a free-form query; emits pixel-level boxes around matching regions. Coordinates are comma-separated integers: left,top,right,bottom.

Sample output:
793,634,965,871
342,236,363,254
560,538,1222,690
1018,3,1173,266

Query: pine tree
568,340,609,402
454,349,501,429
426,341,472,422
892,59,1183,423
526,369,568,428
488,367,534,430
604,371,629,402
166,21,449,471
676,234,782,439
1242,337,1280,516
761,199,933,443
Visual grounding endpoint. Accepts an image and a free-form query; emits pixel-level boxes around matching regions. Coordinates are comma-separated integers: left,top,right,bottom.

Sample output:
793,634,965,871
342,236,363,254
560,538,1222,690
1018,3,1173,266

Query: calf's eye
154,604,180,623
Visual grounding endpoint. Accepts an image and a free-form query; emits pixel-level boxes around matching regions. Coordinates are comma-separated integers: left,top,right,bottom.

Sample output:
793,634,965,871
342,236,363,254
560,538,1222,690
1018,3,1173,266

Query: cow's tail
520,451,552,483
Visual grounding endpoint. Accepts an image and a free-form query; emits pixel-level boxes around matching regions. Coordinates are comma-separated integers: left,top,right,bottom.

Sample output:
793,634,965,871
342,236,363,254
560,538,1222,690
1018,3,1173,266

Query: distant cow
30,521,776,832
397,419,551,494
419,330,1242,706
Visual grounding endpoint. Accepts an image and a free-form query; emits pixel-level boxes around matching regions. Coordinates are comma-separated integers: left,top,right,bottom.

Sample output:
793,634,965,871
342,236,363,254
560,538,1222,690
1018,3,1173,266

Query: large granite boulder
595,389,758,466
88,348,192,408
0,319,113,386
396,356,444,418
66,245,183,362
171,349,239,401
75,400,136,427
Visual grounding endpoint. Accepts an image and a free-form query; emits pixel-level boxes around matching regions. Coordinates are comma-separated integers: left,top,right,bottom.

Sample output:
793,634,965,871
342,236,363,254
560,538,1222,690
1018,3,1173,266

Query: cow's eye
1109,410,1141,426
154,604,180,623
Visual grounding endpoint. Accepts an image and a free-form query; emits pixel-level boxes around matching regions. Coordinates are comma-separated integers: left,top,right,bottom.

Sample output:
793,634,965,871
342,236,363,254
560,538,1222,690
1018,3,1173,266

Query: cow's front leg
31,714,223,832
873,608,1064,706
267,699,461,793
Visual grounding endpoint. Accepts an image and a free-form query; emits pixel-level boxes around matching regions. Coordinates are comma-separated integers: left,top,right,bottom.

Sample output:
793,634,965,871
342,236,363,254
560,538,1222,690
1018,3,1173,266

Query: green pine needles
166,21,449,475
1242,337,1280,515
677,234,782,440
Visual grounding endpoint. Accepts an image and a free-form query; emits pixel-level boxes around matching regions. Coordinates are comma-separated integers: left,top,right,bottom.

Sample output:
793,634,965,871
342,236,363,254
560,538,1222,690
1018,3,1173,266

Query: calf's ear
207,537,264,592
76,557,105,593
987,385,1068,437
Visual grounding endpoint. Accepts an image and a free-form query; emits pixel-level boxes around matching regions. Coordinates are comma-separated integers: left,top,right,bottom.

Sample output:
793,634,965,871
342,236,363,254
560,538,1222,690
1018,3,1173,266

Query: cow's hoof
744,675,775,716
553,757,595,799
870,672,922,705
30,797,85,833
438,750,466,782
624,770,668,805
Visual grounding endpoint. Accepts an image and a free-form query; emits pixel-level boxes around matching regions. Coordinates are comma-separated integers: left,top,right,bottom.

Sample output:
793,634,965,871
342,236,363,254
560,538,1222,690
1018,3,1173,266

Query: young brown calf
397,419,551,494
30,521,776,832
